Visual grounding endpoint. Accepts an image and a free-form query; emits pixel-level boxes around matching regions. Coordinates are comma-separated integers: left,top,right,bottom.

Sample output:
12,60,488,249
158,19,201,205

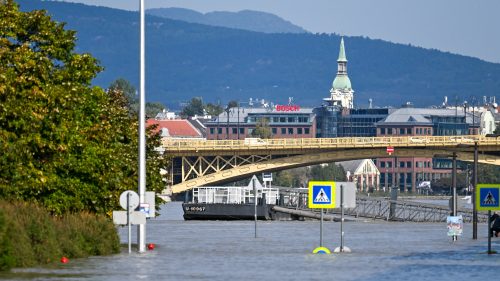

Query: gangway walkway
275,191,488,222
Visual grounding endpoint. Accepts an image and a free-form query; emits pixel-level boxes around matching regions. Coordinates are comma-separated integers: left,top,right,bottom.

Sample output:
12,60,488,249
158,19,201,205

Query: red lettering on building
275,105,300,112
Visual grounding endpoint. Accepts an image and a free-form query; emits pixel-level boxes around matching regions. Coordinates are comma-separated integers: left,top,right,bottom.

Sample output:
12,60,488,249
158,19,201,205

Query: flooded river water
2,201,499,281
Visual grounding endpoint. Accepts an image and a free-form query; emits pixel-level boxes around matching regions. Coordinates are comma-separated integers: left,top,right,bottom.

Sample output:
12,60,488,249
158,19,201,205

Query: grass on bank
0,200,120,271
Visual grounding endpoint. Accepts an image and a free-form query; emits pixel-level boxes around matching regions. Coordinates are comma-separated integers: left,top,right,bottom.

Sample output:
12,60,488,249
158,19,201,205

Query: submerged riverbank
2,201,499,281
0,201,120,271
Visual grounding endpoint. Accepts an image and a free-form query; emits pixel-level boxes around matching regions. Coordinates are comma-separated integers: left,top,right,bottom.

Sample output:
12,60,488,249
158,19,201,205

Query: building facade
339,159,380,191
375,107,479,192
205,106,316,140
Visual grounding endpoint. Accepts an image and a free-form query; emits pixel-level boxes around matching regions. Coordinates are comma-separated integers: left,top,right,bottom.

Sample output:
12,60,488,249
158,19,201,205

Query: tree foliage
0,1,169,215
180,97,204,117
251,118,272,139
205,102,223,117
108,78,166,118
273,164,346,187
494,126,500,135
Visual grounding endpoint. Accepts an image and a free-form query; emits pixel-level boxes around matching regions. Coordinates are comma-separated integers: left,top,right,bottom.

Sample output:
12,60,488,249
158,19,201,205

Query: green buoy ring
313,247,331,254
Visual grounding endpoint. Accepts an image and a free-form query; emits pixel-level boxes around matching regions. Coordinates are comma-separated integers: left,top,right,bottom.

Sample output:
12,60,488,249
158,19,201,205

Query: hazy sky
60,0,500,63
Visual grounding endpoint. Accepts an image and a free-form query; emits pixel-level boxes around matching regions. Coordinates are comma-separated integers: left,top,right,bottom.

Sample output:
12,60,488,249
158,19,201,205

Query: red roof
147,119,201,138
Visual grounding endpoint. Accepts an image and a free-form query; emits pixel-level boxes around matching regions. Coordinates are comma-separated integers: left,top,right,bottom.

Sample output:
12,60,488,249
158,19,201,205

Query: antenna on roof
443,96,448,107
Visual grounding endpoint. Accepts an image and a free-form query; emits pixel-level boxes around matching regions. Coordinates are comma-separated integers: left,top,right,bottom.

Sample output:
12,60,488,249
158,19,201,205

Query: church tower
324,37,354,108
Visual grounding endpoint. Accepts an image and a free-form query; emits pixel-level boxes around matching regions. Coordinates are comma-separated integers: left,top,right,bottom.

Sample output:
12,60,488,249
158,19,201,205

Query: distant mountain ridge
146,8,308,34
16,0,500,110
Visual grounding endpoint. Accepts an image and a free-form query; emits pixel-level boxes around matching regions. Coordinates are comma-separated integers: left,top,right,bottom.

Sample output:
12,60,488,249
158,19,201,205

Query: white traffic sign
113,211,146,225
119,190,140,210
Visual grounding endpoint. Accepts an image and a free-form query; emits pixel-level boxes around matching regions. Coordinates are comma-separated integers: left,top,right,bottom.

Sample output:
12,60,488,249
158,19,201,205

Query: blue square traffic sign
308,181,336,209
312,185,332,204
477,184,500,211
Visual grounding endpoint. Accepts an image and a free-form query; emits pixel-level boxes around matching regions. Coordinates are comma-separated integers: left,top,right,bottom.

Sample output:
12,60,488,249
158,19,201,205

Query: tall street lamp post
138,0,146,253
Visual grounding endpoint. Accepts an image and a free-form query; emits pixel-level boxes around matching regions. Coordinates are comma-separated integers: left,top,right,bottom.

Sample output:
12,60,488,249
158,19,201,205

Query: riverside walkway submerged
3,201,500,281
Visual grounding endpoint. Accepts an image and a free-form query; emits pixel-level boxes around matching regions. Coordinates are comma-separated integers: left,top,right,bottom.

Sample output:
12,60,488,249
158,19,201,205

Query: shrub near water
0,201,119,271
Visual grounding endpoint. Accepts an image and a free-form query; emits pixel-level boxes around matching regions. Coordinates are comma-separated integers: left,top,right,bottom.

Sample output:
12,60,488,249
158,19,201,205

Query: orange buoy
147,243,155,250
60,257,69,263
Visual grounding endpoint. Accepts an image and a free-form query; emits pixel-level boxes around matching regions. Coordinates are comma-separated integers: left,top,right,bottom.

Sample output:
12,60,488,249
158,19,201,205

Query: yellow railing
162,135,500,154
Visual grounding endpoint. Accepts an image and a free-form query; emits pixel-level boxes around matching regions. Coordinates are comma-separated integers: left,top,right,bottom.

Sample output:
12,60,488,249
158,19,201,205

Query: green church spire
338,37,347,62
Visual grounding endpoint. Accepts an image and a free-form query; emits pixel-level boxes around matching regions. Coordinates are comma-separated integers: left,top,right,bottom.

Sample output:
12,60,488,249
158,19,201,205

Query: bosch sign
275,105,300,112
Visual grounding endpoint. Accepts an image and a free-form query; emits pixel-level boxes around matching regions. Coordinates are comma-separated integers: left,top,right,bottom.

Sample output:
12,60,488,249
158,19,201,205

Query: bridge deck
163,135,500,156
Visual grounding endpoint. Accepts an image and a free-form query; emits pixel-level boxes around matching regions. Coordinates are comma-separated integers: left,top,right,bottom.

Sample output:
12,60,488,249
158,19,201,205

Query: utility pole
452,152,457,241
137,0,146,253
473,141,478,239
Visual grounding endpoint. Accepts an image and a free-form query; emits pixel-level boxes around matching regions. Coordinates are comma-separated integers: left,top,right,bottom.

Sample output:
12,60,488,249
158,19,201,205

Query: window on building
399,162,405,168
273,117,279,123
297,128,303,134
407,128,412,134
280,117,286,123
388,128,393,135
232,128,237,134
288,128,294,134
400,128,405,135
304,128,310,134
210,128,215,134
239,128,245,135
387,162,392,168
281,128,286,134
217,128,222,134
380,128,386,135
272,128,277,134
406,161,412,168
288,117,295,123
380,162,386,168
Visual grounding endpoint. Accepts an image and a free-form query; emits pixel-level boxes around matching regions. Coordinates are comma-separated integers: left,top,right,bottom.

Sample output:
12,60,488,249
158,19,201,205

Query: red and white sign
275,105,300,112
386,146,394,155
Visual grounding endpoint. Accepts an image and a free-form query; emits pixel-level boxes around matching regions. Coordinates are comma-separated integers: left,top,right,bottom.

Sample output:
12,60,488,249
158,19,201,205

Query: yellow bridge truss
162,135,500,193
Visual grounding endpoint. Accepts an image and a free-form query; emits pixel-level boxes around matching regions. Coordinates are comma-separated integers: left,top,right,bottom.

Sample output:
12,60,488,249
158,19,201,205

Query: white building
324,37,354,109
339,159,380,192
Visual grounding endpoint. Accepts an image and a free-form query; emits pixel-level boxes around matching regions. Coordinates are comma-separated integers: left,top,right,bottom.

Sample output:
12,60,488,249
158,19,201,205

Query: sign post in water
308,181,336,254
476,184,500,254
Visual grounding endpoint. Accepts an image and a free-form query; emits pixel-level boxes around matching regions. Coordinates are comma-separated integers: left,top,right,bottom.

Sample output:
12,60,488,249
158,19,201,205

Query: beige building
339,159,380,192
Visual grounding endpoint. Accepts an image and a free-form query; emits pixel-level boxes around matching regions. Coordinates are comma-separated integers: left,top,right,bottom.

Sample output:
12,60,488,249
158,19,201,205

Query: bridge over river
162,135,500,193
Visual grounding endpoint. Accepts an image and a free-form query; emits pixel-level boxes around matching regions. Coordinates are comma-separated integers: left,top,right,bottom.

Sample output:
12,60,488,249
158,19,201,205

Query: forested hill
17,0,500,109
147,8,307,34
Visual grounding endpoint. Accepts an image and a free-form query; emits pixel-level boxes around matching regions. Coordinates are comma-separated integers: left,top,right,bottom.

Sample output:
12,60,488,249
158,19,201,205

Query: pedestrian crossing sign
308,181,336,209
476,184,500,211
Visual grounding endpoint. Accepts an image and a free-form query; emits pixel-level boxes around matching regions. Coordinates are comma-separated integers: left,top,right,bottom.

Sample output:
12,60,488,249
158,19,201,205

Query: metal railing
163,135,499,154
275,191,489,222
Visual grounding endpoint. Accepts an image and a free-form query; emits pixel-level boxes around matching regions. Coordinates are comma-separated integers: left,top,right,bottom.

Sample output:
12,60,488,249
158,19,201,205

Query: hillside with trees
17,0,500,110
147,8,307,34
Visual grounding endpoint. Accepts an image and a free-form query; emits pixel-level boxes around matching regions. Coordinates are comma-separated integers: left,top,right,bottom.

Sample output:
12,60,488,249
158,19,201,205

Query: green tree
227,100,238,109
109,78,137,109
205,102,223,117
145,102,166,118
494,126,500,135
180,97,204,117
310,164,347,181
0,1,168,215
108,79,166,118
251,118,272,139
